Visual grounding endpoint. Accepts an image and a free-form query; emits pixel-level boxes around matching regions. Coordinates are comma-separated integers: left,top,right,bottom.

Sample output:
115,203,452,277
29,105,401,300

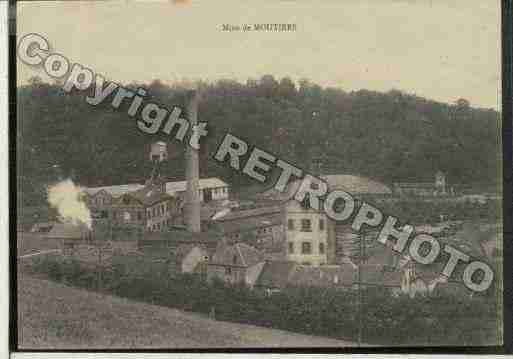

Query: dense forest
17,75,501,207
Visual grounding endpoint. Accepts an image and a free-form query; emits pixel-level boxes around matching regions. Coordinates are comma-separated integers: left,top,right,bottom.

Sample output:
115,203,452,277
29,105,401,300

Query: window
288,242,294,254
137,211,142,220
301,219,312,232
301,242,312,254
225,267,232,275
319,242,325,254
319,219,325,231
288,219,294,230
233,255,237,264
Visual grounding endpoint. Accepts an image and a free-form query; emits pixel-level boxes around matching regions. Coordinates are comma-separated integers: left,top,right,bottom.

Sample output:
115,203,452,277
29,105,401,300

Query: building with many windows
285,198,329,266
283,174,392,266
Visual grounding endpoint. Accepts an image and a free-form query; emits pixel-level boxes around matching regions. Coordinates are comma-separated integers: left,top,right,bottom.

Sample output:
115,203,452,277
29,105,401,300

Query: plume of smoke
47,179,92,229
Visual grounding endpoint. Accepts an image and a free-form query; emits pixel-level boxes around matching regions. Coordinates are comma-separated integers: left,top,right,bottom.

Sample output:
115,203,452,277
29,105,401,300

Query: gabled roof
254,261,297,288
211,243,264,267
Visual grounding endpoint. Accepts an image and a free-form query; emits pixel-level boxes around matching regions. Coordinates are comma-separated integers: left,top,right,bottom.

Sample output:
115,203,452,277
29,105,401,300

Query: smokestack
185,89,201,233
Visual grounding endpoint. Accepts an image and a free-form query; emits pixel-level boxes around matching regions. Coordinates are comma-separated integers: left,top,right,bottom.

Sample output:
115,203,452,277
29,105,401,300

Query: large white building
281,174,392,266
83,177,229,203
285,198,329,265
165,177,229,203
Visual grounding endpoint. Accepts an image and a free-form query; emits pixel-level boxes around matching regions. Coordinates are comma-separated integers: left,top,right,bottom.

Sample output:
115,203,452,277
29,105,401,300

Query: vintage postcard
14,0,503,351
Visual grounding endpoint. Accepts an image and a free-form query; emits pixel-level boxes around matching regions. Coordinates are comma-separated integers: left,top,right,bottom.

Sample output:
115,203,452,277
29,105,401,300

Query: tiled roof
211,243,264,267
254,261,297,288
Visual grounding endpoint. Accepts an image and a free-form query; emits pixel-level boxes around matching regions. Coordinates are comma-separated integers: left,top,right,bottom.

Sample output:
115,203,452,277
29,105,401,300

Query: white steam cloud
47,179,92,229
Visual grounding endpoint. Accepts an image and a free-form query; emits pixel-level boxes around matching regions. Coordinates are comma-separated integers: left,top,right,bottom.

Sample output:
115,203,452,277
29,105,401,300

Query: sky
17,0,501,109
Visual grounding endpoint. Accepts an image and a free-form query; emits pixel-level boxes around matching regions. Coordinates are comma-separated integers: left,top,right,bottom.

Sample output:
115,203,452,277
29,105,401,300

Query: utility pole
357,231,366,346
97,240,102,292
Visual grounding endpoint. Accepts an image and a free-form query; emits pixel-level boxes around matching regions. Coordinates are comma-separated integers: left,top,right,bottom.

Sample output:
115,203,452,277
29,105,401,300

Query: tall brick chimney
185,89,201,233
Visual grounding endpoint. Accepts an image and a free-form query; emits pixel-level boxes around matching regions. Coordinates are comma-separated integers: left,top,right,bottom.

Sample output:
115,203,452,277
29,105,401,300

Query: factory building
267,174,392,266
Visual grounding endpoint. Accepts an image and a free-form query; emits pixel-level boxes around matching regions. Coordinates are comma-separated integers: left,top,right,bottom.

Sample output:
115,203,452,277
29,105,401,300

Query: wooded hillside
17,76,501,206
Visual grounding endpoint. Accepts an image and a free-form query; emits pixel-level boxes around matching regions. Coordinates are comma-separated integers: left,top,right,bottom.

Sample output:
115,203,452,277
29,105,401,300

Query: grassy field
18,275,356,349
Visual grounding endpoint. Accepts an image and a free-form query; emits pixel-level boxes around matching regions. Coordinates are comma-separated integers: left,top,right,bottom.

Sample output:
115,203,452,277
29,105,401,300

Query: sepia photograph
14,0,504,350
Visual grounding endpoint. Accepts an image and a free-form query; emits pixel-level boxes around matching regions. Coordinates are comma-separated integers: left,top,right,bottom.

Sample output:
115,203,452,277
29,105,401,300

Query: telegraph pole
357,231,366,346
